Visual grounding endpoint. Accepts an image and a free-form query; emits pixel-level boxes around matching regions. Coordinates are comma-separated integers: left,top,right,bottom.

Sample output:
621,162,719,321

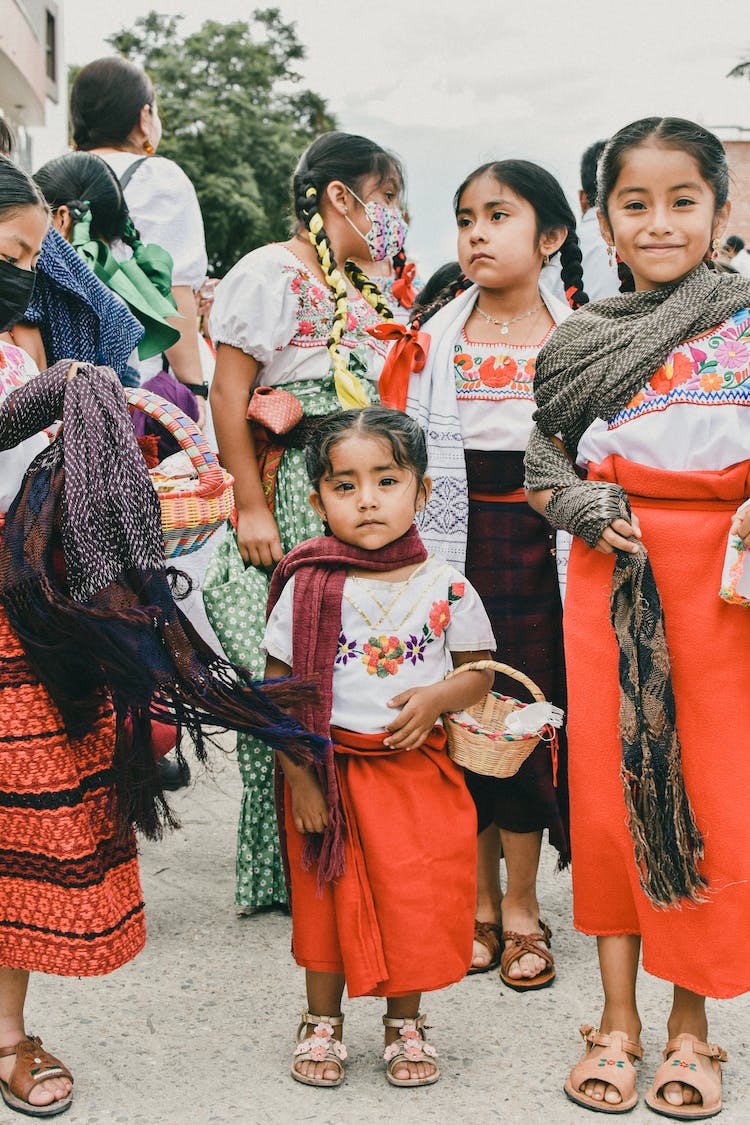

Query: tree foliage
108,10,336,274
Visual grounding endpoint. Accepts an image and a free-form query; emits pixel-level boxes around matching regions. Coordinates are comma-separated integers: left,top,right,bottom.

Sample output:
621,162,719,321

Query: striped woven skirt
463,450,569,863
0,604,145,976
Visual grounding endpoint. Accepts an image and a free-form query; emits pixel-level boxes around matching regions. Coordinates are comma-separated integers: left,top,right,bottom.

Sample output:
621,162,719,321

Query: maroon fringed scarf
0,361,326,838
268,524,428,885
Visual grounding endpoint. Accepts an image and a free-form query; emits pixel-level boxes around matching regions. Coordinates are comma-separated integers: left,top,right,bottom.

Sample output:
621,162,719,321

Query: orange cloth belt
468,487,527,503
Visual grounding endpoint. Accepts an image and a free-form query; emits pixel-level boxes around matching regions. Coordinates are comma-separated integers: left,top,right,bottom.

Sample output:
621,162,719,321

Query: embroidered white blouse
577,308,750,472
209,244,387,386
262,555,496,735
451,286,571,451
0,343,48,515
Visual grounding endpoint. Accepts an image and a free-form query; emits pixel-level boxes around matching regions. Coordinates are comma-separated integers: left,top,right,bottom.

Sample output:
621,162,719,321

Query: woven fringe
612,548,706,906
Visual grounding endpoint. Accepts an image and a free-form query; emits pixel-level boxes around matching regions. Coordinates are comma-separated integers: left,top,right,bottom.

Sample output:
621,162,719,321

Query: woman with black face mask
0,153,144,1120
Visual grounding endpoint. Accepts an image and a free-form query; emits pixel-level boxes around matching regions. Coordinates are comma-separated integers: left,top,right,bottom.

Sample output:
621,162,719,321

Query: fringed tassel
302,750,346,891
612,548,706,907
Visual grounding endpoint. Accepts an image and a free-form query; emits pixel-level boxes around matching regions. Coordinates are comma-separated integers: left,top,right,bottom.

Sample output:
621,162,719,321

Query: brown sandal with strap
645,1034,727,1120
564,1024,643,1114
468,919,502,975
499,920,555,990
0,1035,73,1118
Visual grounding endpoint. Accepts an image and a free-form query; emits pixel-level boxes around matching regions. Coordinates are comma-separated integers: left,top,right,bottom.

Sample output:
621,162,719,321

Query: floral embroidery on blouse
453,334,545,402
610,308,750,429
336,581,466,678
284,263,385,355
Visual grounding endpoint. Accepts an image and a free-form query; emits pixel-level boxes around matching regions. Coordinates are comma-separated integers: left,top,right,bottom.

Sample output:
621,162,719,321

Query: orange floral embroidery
699,369,723,392
649,351,694,395
478,356,518,389
428,600,451,637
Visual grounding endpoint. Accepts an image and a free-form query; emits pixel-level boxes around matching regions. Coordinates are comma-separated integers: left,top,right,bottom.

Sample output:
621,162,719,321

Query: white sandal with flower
291,1011,347,1088
382,1013,440,1087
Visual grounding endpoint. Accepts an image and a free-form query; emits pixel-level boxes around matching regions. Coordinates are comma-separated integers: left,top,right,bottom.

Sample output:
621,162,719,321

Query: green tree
108,9,336,274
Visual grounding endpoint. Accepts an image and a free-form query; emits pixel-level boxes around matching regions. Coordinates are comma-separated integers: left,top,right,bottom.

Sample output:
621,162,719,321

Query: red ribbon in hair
391,261,417,309
367,322,431,411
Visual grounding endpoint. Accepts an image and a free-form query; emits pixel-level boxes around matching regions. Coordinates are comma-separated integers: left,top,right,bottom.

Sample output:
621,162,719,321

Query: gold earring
607,243,616,267
144,139,155,155
542,254,550,267
711,237,720,261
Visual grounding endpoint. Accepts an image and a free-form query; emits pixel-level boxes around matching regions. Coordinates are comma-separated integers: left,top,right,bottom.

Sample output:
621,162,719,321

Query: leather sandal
0,1035,73,1118
291,1011,346,1088
499,920,555,990
645,1034,727,1120
564,1024,643,1114
468,919,502,974
382,1013,440,1087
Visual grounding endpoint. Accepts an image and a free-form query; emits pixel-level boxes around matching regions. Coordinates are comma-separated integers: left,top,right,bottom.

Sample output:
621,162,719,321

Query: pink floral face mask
345,188,408,262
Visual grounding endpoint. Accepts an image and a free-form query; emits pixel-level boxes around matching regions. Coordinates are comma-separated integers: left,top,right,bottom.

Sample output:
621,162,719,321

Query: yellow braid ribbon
306,191,370,409
344,260,394,322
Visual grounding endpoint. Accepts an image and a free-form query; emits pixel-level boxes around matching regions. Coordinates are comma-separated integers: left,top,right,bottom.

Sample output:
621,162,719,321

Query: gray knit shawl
527,264,750,487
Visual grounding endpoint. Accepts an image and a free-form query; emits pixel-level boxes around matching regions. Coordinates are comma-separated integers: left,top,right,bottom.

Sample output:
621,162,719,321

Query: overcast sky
65,0,750,274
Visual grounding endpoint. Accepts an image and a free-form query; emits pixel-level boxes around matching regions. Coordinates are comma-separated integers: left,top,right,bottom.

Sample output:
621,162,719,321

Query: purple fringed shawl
0,360,326,837
268,525,428,885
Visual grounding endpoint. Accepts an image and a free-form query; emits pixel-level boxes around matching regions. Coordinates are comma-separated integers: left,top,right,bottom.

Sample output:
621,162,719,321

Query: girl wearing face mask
205,131,406,913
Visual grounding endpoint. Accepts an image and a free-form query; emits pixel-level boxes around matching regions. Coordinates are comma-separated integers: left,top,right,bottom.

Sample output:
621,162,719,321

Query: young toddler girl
263,406,496,1088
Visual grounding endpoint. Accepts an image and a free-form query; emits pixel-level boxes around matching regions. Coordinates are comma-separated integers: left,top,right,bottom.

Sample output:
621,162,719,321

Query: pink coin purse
246,386,303,435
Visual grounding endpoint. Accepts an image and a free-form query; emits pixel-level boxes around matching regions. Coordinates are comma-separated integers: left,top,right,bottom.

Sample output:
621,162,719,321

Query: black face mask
0,258,36,333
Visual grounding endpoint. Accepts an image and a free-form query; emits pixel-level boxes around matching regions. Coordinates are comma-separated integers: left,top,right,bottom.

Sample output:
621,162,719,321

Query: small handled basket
126,387,235,558
443,659,554,779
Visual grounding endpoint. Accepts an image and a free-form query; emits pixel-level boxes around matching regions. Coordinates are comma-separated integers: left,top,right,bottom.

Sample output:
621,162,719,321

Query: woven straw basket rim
443,659,546,779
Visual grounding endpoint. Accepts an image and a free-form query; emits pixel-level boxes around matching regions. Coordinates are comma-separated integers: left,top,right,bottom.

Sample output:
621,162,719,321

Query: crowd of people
0,51,748,1121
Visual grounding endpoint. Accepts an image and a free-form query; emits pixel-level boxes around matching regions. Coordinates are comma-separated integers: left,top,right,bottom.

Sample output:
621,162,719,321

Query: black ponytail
34,151,128,244
71,57,154,151
0,154,48,222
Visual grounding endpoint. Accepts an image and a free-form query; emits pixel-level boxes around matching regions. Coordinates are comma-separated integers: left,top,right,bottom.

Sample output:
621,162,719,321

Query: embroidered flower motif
716,339,750,369
478,355,518,389
454,352,473,372
449,581,465,599
336,633,360,665
700,368,723,393
297,319,314,336
404,634,427,665
428,600,451,637
362,635,405,677
524,357,537,377
649,350,694,395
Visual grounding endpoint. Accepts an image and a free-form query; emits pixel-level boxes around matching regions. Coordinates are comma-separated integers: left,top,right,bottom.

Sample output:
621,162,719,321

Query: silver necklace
474,300,543,335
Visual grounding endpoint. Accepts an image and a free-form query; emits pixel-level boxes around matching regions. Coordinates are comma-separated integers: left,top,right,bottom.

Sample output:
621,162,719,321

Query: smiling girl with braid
205,132,405,912
376,160,588,990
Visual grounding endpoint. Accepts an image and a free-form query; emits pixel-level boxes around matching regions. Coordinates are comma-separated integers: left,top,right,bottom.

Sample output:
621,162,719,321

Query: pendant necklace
475,300,543,335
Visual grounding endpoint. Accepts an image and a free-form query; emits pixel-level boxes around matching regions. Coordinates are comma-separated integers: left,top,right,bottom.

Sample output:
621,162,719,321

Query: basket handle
126,387,226,499
446,659,546,704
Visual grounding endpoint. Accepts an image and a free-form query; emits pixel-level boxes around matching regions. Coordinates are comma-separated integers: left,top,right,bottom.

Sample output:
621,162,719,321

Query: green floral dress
204,244,384,911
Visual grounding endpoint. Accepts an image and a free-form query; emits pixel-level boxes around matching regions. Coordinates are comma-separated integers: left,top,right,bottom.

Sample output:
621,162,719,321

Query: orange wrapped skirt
565,455,750,999
285,726,477,998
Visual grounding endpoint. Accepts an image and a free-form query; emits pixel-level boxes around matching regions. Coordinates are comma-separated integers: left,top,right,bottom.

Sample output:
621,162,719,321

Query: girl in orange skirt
525,117,750,1119
263,407,496,1088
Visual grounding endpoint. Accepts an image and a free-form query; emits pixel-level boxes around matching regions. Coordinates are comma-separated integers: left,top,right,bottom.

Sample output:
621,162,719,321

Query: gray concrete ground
28,746,750,1125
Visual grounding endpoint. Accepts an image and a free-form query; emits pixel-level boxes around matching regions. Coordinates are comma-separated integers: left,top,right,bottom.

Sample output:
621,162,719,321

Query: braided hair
292,133,402,401
453,159,589,311
597,117,731,294
410,271,470,330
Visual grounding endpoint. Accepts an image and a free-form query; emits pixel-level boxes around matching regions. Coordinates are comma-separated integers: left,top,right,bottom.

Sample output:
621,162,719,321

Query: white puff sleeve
124,156,208,289
443,569,496,653
261,575,295,668
209,245,300,369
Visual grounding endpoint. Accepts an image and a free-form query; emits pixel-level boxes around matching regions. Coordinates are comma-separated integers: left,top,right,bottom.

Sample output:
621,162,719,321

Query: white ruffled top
209,243,387,386
0,343,48,514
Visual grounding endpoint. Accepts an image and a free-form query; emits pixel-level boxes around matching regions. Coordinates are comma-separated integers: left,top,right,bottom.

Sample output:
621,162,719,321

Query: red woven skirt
565,456,750,999
0,604,145,976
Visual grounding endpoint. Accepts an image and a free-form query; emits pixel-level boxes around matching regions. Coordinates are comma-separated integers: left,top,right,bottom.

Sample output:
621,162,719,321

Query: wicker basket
126,387,235,559
443,659,549,778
